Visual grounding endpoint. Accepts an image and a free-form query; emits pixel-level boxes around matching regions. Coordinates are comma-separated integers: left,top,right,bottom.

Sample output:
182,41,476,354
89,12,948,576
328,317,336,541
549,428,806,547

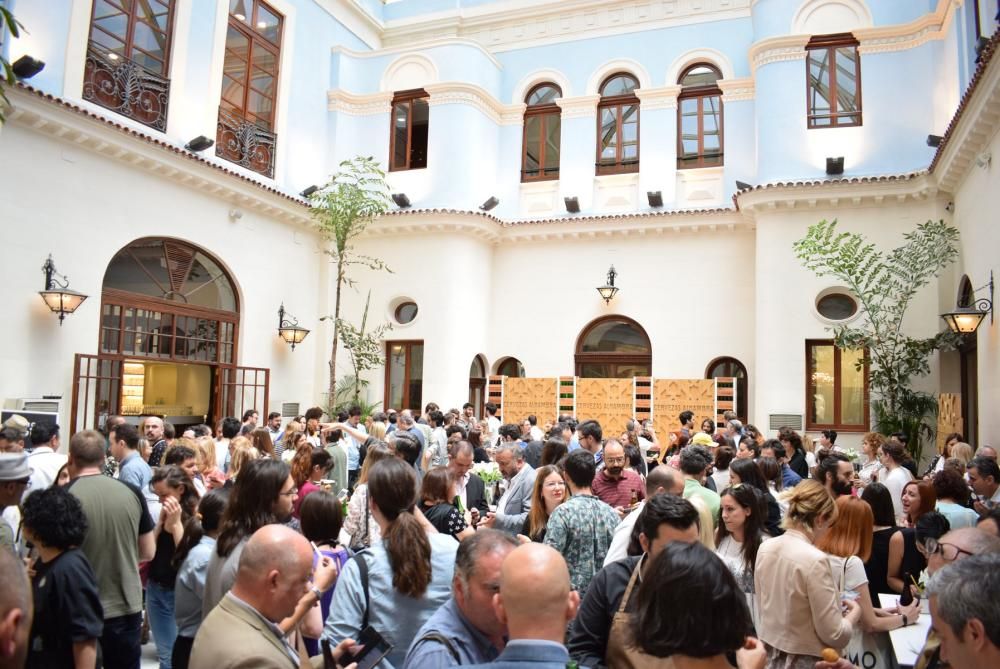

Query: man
216,417,240,473
265,412,282,443
449,441,489,517
0,453,31,553
483,445,536,535
499,423,542,470
526,415,544,442
143,415,168,467
967,457,1000,516
404,530,519,668
604,465,684,565
24,423,66,498
591,440,645,514
399,411,426,453
461,403,477,430
386,409,398,434
927,553,1000,669
111,423,151,494
67,430,155,669
519,419,532,441
577,420,603,464
543,450,620,597
165,445,205,495
1,415,29,445
976,446,997,461
679,445,721,524
241,409,259,430
344,404,367,488
0,547,31,669
761,439,802,488
678,410,694,438
192,525,325,669
484,403,501,448
0,428,22,454
819,429,839,452
464,543,580,669
568,494,700,667
814,452,854,498
724,419,743,443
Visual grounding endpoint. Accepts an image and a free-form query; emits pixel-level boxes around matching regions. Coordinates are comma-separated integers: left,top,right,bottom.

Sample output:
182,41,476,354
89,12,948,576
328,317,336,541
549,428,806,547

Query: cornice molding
379,0,752,54
635,86,681,111
6,88,314,229
556,95,601,119
748,35,810,74
424,83,525,126
326,89,394,115
313,0,383,49
855,0,961,55
718,77,755,102
330,38,504,70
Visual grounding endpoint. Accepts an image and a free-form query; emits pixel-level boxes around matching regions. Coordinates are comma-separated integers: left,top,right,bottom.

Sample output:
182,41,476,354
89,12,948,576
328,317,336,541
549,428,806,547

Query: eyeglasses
918,537,974,561
10,478,30,488
279,487,298,498
543,481,566,489
605,457,627,465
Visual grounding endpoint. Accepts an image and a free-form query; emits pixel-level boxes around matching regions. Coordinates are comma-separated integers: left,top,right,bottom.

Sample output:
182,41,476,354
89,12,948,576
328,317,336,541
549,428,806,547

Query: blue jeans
146,581,176,669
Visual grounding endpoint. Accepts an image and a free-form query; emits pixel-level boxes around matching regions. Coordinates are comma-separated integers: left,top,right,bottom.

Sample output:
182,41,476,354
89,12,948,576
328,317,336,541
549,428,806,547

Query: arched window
597,73,640,175
522,83,562,182
678,64,723,169
468,355,487,417
705,357,748,423
575,316,651,378
496,357,525,378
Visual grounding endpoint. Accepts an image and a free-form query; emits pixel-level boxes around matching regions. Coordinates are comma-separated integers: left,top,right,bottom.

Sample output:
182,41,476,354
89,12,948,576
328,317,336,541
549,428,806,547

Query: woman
711,445,735,491
857,432,886,488
700,417,717,435
879,441,914,519
194,436,226,490
292,447,333,518
340,442,394,550
758,456,784,503
745,424,765,447
924,433,963,477
859,483,900,604
715,484,767,632
274,419,302,458
281,430,306,464
540,438,568,467
323,458,458,667
419,466,474,541
248,426,275,459
933,468,979,529
148,465,199,669
755,480,861,667
632,542,763,667
730,457,783,537
817,497,920,636
887,480,936,594
948,442,975,468
172,488,229,669
520,465,566,542
22,487,103,669
226,442,259,484
421,410,449,471
736,437,760,460
467,425,491,463
299,491,351,657
782,431,810,479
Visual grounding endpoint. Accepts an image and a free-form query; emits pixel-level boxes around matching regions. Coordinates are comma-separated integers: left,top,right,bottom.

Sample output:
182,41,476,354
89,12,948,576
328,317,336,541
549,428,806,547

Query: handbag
835,557,898,669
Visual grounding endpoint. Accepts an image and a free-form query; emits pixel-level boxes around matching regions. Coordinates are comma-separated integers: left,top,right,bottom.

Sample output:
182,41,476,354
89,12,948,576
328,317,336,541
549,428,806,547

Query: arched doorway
468,355,487,418
71,238,267,433
495,357,525,378
575,316,651,378
705,356,748,423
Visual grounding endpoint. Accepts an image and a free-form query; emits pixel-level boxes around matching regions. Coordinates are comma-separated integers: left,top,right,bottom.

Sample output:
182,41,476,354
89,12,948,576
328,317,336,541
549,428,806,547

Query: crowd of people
0,404,999,669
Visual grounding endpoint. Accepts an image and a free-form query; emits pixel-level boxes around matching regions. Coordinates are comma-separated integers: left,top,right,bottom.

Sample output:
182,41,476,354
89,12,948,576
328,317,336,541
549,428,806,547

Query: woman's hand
735,637,767,669
898,598,921,623
313,555,340,593
161,496,182,531
815,660,858,669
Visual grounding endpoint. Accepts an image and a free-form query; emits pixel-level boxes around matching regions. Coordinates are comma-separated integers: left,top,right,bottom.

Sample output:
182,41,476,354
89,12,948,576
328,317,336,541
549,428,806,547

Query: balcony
216,107,277,179
82,42,170,132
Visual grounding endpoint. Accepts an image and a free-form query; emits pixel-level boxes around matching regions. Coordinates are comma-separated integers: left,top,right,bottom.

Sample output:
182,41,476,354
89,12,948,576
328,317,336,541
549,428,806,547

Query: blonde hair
780,479,838,531
194,436,217,471
688,495,716,550
229,439,259,479
950,442,975,467
370,421,388,441
163,436,197,464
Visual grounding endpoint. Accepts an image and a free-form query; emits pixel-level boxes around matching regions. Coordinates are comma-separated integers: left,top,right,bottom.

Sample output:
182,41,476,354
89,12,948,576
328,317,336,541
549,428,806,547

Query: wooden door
70,354,122,434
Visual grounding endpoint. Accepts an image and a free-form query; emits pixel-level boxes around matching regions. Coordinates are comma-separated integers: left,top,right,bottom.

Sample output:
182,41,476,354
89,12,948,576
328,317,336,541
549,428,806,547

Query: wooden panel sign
653,379,717,435
936,393,962,454
575,378,635,432
502,377,558,424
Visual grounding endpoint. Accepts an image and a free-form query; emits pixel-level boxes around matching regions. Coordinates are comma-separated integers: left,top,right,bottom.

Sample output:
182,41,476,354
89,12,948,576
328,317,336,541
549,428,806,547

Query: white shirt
455,472,471,510
883,466,914,519
711,468,732,492
215,439,230,473
24,446,67,500
486,416,501,447
529,426,544,442
604,500,644,566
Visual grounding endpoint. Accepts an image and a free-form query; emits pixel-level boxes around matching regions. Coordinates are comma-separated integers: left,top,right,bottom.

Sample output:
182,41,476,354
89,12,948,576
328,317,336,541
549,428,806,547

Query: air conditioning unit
768,413,804,431
280,402,300,418
9,398,62,415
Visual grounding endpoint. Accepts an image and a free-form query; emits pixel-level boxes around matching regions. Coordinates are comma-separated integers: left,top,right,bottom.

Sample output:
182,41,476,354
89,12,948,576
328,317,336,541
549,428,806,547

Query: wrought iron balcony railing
83,42,170,132
216,107,277,179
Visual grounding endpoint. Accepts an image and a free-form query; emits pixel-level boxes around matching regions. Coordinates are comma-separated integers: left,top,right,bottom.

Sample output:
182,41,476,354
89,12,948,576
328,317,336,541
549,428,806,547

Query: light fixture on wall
184,135,214,152
926,135,944,148
277,304,310,350
647,191,663,207
826,157,844,175
479,196,499,211
12,55,45,79
38,254,88,325
391,193,411,208
564,196,580,213
735,180,753,191
941,271,993,334
300,185,319,198
596,265,619,304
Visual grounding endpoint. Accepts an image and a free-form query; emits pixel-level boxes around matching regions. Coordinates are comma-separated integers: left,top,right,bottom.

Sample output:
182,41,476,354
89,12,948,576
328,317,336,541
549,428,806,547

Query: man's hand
469,507,480,528
482,511,496,528
313,555,340,593
815,660,858,669
614,506,627,520
735,637,767,669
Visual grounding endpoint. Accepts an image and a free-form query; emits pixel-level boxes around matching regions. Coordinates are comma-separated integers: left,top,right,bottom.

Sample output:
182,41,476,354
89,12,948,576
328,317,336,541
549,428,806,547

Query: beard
606,466,623,477
832,479,854,496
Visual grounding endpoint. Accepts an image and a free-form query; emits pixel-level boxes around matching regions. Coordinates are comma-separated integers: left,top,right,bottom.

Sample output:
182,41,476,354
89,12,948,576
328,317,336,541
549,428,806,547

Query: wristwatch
310,585,324,600
901,614,909,627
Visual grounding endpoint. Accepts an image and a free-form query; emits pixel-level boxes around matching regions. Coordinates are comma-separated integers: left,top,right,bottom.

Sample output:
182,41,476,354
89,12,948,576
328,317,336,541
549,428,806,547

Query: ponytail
384,510,432,598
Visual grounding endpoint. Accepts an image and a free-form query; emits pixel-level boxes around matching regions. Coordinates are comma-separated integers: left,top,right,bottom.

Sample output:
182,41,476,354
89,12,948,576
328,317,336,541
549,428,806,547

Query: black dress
420,501,467,540
864,527,900,603
899,527,927,589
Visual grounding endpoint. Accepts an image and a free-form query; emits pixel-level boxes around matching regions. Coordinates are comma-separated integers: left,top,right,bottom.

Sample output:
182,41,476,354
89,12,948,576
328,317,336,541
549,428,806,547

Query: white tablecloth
878,593,932,667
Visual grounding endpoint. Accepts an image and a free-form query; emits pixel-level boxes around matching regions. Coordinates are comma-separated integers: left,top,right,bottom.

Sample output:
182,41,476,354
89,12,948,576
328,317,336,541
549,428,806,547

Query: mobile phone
349,625,393,669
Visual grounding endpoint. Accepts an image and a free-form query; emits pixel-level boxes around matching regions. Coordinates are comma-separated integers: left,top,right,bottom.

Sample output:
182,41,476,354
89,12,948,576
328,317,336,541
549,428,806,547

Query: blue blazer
466,640,581,668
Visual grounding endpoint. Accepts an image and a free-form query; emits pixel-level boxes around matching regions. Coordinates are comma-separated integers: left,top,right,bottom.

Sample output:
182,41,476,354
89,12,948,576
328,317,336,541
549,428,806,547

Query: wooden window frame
384,340,424,411
88,0,177,77
521,83,562,182
388,89,430,172
596,74,640,175
496,357,525,378
677,64,724,169
574,315,651,378
221,0,283,131
705,356,748,422
806,33,862,130
805,339,870,431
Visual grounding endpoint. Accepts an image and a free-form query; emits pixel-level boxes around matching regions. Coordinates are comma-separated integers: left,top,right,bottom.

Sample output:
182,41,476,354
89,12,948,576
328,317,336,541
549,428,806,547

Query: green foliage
0,6,24,124
331,291,391,407
330,375,382,421
793,220,962,458
310,157,392,404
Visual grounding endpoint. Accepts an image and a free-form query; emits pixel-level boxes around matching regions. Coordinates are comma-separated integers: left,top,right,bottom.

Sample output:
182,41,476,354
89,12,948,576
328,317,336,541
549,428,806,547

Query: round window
816,292,858,321
394,301,418,324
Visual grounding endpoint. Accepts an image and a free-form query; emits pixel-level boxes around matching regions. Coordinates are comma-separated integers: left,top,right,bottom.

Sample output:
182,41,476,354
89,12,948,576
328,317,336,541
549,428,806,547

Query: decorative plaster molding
748,35,810,74
855,0,961,55
556,95,601,119
666,47,737,83
380,0,752,54
718,77,755,102
424,82,524,126
331,39,504,70
635,86,681,111
313,0,383,49
511,68,574,104
327,89,394,115
586,58,653,95
791,0,874,36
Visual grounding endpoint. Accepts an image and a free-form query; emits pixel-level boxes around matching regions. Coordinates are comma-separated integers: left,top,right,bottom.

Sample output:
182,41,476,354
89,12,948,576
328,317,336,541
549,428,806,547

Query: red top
591,469,645,509
294,480,321,518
